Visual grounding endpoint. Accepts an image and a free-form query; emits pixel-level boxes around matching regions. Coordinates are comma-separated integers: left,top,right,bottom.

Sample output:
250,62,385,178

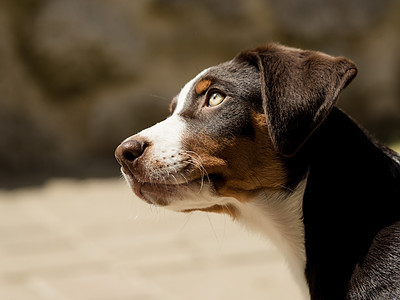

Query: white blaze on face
174,68,211,115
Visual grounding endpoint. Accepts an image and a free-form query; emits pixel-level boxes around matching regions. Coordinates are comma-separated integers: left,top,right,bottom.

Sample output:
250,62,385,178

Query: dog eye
208,92,225,107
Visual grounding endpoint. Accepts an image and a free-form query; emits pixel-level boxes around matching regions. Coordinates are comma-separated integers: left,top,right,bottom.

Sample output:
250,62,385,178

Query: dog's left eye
208,92,225,107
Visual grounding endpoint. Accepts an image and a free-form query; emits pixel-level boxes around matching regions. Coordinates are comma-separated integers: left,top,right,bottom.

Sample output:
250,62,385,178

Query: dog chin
122,171,213,209
122,172,235,213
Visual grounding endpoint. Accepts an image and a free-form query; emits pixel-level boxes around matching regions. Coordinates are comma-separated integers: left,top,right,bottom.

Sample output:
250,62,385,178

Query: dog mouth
121,168,216,207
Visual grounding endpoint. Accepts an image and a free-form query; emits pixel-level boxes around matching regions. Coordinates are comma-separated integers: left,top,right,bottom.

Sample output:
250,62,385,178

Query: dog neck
234,179,309,298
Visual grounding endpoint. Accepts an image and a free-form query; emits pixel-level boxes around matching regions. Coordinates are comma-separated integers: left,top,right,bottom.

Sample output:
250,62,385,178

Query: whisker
181,212,194,230
170,173,179,185
183,152,209,180
143,149,212,199
180,173,189,184
149,94,170,101
181,151,210,192
206,213,221,246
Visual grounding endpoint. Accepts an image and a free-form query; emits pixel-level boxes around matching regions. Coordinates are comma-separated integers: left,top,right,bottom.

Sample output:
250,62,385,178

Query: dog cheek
214,114,288,197
182,132,229,173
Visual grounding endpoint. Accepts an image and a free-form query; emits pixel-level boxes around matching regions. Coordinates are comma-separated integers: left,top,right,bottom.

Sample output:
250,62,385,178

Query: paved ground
0,178,304,299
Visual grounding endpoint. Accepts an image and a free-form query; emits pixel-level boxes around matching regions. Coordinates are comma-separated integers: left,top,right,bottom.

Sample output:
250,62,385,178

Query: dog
115,43,400,299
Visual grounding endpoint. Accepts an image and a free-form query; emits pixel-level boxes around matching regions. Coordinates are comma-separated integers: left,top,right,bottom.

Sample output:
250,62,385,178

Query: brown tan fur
195,79,212,95
183,204,239,219
183,111,287,204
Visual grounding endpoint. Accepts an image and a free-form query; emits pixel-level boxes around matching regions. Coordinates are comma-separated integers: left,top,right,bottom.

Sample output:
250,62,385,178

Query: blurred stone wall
0,0,399,186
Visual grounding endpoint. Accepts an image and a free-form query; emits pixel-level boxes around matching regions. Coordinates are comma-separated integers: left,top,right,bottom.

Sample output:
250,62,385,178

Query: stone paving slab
0,178,304,299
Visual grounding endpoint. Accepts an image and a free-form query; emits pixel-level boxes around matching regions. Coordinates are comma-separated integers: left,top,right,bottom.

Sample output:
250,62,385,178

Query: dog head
115,43,357,216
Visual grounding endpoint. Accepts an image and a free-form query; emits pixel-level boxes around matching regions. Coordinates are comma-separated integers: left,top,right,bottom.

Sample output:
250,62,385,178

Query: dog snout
115,139,147,170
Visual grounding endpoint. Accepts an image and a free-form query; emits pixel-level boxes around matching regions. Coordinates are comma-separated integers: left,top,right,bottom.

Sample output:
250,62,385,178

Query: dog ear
237,44,357,157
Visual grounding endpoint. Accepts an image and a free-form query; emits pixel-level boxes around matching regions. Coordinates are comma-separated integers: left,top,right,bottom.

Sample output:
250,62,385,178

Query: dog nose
115,139,147,166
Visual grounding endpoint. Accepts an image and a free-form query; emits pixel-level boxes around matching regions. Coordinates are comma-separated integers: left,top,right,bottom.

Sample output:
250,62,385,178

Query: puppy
115,43,400,299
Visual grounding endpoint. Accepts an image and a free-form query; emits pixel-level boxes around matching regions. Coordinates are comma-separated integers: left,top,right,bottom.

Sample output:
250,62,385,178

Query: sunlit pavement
0,178,303,299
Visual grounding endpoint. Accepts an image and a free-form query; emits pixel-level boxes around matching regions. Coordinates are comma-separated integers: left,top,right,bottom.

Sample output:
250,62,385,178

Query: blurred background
0,0,399,187
0,1,399,299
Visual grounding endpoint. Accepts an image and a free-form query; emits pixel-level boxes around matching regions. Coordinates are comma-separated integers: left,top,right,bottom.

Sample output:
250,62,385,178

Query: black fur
298,108,400,299
239,44,400,299
237,44,357,157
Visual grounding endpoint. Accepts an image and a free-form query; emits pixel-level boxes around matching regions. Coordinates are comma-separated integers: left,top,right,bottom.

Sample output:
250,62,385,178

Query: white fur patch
236,180,309,299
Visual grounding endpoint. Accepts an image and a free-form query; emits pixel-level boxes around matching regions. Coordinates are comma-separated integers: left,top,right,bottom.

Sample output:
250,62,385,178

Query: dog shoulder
347,221,400,299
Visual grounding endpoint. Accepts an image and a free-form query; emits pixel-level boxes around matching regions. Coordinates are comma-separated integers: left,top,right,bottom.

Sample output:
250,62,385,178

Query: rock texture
0,0,399,186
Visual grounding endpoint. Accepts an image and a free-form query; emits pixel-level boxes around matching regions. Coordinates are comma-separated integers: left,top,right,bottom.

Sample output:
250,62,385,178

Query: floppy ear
238,44,357,157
